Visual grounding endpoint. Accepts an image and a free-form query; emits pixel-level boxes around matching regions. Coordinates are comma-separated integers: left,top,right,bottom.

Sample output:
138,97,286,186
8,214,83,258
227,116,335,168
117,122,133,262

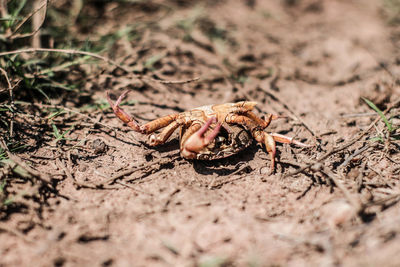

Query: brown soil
1,0,400,266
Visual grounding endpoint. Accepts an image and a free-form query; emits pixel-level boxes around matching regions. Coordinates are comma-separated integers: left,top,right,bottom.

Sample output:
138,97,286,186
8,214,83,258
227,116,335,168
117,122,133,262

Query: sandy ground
1,0,400,266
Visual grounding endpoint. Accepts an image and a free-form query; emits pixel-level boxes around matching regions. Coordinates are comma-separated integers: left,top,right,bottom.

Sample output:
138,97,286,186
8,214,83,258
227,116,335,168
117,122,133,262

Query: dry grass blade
115,180,153,195
319,167,361,212
17,101,117,131
55,158,98,190
339,144,370,168
0,48,200,85
284,98,400,178
152,76,200,84
0,67,12,95
259,86,318,140
9,0,49,39
95,158,164,187
0,67,14,136
0,47,131,73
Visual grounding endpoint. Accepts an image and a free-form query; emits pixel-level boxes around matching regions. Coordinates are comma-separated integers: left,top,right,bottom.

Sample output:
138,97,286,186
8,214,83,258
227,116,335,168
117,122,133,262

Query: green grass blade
362,97,393,132
47,110,66,120
369,136,384,143
58,124,75,141
12,0,28,17
0,148,5,160
35,87,51,102
144,53,165,69
0,180,5,192
52,123,60,138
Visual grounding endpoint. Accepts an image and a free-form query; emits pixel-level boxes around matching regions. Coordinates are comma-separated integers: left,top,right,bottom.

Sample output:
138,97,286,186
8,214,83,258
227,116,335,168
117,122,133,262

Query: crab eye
149,134,157,145
216,136,225,145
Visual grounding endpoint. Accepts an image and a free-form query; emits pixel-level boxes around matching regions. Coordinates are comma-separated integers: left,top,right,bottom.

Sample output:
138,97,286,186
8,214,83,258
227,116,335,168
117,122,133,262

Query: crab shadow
141,137,295,177
191,144,260,176
141,137,260,176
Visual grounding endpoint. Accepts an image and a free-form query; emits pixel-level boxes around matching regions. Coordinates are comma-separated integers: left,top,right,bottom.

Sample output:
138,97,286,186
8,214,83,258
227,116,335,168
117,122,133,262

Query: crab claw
106,90,142,132
181,117,221,159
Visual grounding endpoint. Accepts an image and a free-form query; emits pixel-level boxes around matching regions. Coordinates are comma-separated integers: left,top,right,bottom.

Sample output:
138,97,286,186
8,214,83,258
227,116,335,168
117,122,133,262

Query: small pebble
91,139,107,154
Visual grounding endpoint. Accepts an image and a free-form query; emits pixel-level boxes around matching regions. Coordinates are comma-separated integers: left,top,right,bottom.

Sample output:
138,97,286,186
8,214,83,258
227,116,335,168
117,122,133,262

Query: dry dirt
1,0,400,266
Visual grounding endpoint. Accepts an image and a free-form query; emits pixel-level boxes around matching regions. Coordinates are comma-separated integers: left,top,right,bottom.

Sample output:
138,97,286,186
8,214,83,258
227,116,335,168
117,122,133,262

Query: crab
107,90,309,172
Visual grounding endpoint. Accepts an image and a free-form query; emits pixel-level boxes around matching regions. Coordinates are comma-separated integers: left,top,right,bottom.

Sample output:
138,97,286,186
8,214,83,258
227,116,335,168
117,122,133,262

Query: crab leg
107,90,178,134
253,130,277,172
226,114,277,171
148,121,180,146
270,133,310,148
245,111,280,129
226,114,308,172
181,117,221,159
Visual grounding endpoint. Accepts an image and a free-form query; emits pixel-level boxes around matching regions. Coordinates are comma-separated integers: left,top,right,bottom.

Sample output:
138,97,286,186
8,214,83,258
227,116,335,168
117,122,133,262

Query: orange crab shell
175,102,257,160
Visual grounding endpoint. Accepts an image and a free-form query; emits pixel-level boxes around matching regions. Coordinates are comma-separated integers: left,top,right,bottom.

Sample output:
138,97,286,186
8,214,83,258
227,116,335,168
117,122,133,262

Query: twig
338,144,370,168
0,138,53,185
0,47,131,73
0,67,12,96
9,0,49,39
32,0,47,47
259,86,319,140
0,48,200,84
340,112,377,118
279,158,361,210
115,180,153,195
284,98,400,178
153,76,200,84
319,167,361,212
55,158,99,189
208,164,252,189
95,158,164,187
385,155,400,165
15,101,117,131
